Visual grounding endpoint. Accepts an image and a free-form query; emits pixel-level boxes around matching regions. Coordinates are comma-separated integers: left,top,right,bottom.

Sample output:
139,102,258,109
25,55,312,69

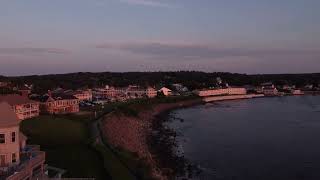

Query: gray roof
0,102,19,128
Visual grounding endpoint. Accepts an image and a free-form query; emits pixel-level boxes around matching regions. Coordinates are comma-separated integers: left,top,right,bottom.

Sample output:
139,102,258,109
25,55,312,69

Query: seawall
202,94,264,103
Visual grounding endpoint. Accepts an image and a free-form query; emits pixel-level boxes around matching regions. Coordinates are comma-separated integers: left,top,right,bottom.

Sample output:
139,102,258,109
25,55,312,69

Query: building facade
36,93,79,114
70,90,93,102
0,102,46,180
93,85,157,100
159,87,172,96
263,87,279,96
0,95,40,120
194,87,247,97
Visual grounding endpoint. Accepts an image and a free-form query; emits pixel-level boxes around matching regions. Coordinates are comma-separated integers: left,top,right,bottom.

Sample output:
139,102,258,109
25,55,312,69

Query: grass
93,144,136,180
20,114,110,179
19,96,199,180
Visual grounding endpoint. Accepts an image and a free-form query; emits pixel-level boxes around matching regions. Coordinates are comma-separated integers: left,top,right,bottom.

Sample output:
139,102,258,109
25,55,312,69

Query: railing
5,149,45,180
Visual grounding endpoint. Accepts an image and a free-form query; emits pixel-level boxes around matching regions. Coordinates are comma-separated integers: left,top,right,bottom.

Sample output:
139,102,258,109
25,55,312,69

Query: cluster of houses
0,77,319,180
0,79,315,121
0,83,178,121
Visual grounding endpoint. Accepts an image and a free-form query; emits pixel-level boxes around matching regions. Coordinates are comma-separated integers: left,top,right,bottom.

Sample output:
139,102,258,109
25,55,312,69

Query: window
0,155,5,166
11,132,16,142
12,153,16,163
0,134,5,144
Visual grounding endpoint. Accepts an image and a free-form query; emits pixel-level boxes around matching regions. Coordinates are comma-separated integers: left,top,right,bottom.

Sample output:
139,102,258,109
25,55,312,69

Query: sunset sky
0,0,319,76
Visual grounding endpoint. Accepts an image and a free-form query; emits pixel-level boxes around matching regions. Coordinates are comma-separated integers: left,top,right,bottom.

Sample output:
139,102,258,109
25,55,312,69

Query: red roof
0,94,38,106
0,102,19,127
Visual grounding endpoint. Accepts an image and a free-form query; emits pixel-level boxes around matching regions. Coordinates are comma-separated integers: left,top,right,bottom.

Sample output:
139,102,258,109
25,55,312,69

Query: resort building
0,102,46,180
93,85,157,100
0,95,40,120
35,92,79,114
194,87,247,97
159,87,172,96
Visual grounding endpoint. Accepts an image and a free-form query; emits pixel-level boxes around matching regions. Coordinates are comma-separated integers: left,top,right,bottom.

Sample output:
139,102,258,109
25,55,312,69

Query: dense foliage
2,71,320,93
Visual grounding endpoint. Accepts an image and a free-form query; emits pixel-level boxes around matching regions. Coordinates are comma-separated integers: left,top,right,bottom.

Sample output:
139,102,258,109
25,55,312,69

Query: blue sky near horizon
0,0,319,76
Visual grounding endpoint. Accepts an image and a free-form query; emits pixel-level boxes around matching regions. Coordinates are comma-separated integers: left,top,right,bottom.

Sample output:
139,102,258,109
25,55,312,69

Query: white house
159,87,172,96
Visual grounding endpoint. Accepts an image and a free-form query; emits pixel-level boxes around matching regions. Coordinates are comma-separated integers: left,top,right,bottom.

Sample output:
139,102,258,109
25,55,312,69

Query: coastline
101,98,202,179
99,94,300,179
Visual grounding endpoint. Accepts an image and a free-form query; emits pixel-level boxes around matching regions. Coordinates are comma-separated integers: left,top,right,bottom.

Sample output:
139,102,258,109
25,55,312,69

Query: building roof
33,93,78,102
0,102,19,128
0,94,38,106
159,87,172,91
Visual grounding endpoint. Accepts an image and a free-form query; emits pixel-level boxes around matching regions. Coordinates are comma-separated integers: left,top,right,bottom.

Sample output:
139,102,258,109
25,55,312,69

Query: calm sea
167,95,320,180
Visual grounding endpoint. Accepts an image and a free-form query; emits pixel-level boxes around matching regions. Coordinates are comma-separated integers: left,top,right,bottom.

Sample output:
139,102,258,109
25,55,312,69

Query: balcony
2,145,46,180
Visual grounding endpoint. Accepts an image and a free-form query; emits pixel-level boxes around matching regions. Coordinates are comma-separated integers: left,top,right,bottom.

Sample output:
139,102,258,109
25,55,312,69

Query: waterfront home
263,87,279,96
34,91,79,114
0,94,40,120
194,87,247,97
0,102,46,180
159,87,172,96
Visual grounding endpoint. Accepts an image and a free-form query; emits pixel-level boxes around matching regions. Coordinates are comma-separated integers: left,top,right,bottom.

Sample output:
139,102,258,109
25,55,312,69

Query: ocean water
167,95,320,180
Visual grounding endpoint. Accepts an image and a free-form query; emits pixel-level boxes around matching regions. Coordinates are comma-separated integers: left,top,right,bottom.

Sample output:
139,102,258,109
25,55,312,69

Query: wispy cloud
0,48,70,55
96,42,320,60
118,0,172,8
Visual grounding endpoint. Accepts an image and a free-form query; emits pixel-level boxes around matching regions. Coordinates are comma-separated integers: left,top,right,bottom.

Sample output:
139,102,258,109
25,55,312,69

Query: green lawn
20,115,110,179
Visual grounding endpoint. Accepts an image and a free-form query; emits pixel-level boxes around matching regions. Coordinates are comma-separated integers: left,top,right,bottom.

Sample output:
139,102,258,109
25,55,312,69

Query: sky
0,0,319,76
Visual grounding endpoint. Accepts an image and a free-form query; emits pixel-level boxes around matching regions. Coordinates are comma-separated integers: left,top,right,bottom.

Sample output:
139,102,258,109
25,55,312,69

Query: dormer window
0,134,5,144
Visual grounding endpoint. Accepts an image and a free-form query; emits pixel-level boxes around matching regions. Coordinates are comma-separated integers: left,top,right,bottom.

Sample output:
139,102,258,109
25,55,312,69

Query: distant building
0,94,40,120
93,85,157,100
68,89,93,102
35,91,79,114
0,82,9,88
172,83,189,93
145,87,157,98
159,87,172,96
17,86,32,97
194,87,247,97
263,87,279,96
0,102,46,179
291,89,304,95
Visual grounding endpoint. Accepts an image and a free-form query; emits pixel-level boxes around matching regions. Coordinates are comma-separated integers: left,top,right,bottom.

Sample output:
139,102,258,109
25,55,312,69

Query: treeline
2,71,320,94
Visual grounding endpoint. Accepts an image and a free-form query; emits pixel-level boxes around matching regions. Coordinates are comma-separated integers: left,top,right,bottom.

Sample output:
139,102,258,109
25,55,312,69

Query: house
263,87,279,96
35,92,79,114
0,94,40,120
194,87,247,97
0,102,46,180
159,87,172,96
17,86,32,97
0,82,9,88
261,82,275,89
171,84,189,93
68,89,93,102
145,87,157,98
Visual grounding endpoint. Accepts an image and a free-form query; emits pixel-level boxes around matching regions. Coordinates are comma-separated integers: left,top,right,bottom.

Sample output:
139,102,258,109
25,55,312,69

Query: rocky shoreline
101,98,202,179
